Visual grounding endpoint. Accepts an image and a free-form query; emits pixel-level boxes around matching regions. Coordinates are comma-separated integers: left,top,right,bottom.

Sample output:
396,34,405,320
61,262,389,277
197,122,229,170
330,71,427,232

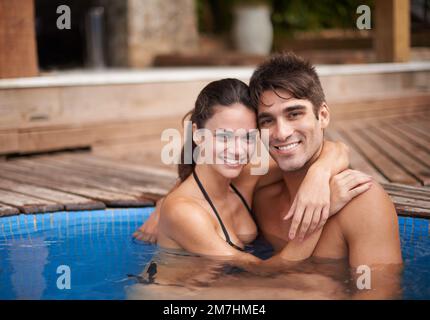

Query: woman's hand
283,167,331,241
132,198,163,243
283,140,350,241
329,169,373,216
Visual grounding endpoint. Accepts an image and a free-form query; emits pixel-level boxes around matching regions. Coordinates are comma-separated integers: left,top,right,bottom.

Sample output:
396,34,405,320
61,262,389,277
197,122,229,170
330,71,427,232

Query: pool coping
0,61,429,89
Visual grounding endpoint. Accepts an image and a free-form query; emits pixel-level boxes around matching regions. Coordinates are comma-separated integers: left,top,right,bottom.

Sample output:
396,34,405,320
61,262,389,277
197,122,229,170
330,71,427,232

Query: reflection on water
126,238,403,300
0,209,428,299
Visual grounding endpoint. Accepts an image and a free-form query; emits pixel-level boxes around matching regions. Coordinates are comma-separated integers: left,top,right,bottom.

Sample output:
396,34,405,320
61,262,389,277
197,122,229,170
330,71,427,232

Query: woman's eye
244,134,257,143
216,133,232,141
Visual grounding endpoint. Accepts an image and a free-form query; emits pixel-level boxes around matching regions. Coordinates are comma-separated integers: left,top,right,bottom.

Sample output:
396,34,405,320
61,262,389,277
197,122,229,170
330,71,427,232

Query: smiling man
249,54,402,295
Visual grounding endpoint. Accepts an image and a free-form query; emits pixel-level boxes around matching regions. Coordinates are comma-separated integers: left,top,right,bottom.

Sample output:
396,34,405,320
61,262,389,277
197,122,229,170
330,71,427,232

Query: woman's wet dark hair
178,78,254,181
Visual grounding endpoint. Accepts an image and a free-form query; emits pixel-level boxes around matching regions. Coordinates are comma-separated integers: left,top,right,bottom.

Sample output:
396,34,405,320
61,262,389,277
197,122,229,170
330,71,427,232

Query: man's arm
339,183,402,266
338,183,403,299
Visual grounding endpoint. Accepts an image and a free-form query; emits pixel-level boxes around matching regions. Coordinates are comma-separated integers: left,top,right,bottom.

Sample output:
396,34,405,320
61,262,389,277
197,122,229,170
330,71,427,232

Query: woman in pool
135,78,372,266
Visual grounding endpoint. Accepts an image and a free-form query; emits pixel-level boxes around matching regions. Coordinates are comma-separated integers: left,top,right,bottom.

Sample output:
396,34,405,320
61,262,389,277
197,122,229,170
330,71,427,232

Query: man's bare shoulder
335,181,398,236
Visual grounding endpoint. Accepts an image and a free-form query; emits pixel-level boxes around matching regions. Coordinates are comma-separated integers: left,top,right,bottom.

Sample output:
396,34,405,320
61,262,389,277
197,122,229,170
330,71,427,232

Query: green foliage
272,0,374,34
196,0,374,34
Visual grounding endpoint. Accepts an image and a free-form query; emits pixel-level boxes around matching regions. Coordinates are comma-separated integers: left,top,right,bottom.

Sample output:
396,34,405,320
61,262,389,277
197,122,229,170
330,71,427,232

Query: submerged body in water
127,238,403,300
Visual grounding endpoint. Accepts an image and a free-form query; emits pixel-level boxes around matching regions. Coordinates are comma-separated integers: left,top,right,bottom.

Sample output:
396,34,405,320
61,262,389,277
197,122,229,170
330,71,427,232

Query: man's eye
259,119,272,126
289,112,302,119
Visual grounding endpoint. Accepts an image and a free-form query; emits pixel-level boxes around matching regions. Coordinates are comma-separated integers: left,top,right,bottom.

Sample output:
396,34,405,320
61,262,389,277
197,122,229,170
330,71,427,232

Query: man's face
257,90,329,172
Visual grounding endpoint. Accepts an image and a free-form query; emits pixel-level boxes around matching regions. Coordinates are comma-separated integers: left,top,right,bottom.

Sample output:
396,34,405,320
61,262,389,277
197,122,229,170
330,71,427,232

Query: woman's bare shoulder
161,188,208,223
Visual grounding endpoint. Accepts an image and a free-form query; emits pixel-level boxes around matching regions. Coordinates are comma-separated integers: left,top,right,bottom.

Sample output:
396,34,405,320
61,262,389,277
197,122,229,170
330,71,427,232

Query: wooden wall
0,0,38,79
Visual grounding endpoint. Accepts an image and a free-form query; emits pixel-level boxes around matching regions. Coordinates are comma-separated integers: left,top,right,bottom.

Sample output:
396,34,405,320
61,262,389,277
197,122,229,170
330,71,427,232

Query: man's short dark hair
249,52,325,118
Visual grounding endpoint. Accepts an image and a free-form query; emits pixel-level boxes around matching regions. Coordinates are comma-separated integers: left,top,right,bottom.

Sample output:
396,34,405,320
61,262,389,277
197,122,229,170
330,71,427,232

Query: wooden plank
325,129,388,182
47,153,176,185
0,131,19,154
0,167,153,207
36,157,172,199
390,195,430,211
383,121,430,153
394,204,430,219
374,0,410,62
373,124,430,167
61,153,177,181
397,122,430,142
0,177,106,211
363,127,430,185
0,203,20,217
338,124,418,185
0,159,151,200
0,0,38,78
0,189,63,214
386,189,430,202
382,183,430,197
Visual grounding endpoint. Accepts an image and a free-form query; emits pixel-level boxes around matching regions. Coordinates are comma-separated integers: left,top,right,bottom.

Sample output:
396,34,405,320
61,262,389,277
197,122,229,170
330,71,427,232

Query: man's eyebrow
283,105,307,112
257,112,273,120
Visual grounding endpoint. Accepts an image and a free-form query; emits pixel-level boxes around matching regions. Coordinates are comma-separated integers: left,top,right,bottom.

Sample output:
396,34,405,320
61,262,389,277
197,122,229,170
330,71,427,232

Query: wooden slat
0,167,153,207
62,153,177,181
36,157,172,199
383,121,430,153
0,159,151,200
363,127,430,185
0,203,20,216
325,129,388,182
54,154,175,184
338,125,419,185
0,189,63,214
373,124,430,167
0,177,106,211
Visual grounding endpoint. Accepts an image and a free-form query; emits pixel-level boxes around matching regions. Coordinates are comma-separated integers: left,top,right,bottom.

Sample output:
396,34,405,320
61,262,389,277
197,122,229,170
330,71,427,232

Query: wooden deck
0,94,429,219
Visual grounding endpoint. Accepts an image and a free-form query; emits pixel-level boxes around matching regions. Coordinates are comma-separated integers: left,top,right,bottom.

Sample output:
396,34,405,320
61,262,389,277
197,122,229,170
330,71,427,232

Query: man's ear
319,103,330,129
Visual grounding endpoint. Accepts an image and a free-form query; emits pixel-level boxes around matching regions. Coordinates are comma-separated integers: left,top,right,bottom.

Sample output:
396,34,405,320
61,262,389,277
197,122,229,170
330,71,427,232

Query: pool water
0,208,429,299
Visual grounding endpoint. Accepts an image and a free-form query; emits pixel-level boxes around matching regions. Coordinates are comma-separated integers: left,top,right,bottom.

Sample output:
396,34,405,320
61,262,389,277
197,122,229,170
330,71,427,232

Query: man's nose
273,118,294,142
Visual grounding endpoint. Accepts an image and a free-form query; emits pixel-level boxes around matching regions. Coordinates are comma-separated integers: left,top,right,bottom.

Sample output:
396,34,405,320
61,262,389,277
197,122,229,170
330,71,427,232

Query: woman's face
194,103,258,179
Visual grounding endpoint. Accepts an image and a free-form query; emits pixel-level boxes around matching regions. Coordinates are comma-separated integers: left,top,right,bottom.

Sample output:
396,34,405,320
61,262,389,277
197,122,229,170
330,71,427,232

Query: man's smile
271,140,302,155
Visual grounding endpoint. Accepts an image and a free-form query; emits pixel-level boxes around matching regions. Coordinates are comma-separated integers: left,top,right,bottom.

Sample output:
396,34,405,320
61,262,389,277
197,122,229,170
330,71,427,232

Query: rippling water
0,208,428,299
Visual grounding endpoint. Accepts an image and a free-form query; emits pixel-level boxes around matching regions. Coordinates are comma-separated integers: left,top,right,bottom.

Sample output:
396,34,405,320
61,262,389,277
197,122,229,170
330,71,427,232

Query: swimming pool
0,208,429,299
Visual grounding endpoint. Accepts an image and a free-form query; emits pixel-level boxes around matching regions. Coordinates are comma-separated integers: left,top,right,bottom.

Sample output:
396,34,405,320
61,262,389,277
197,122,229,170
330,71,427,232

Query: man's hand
132,198,163,243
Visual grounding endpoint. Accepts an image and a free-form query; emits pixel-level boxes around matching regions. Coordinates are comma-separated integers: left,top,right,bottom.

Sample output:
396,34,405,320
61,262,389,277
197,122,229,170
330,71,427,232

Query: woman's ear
319,103,330,129
192,123,202,145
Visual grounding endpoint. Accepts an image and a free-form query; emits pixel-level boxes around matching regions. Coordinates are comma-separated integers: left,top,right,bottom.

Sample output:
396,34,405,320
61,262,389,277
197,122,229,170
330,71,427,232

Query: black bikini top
192,170,254,252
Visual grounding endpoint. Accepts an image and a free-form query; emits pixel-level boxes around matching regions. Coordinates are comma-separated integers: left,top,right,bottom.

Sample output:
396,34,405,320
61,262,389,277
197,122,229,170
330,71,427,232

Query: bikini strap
192,170,243,251
229,183,254,217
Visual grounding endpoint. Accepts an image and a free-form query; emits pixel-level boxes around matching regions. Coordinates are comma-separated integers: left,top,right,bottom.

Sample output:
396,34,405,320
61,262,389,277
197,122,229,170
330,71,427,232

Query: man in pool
248,53,402,298
249,52,402,266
